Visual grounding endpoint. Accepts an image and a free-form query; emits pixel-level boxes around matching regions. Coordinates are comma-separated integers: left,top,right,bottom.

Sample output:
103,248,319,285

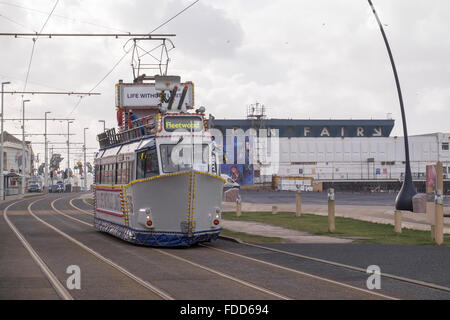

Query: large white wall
259,133,450,181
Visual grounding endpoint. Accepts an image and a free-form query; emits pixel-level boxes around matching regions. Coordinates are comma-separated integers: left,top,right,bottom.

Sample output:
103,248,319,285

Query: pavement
0,193,45,203
221,220,353,244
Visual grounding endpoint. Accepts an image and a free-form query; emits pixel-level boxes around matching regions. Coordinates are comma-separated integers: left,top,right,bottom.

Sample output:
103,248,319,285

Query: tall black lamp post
368,0,417,211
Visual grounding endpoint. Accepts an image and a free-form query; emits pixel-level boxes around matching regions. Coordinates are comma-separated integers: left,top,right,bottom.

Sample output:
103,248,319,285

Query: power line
149,0,200,34
0,1,130,33
67,42,132,116
66,0,200,116
0,91,100,95
0,33,175,37
23,0,59,92
0,13,36,32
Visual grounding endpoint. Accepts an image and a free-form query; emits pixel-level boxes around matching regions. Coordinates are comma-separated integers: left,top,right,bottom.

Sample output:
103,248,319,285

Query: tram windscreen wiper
175,136,184,145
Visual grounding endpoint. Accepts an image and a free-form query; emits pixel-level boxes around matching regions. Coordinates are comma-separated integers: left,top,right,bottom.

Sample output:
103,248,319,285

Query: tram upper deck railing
97,116,156,149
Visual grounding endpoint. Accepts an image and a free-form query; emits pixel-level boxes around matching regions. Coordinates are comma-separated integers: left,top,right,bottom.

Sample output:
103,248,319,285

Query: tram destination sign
164,116,204,132
117,82,194,108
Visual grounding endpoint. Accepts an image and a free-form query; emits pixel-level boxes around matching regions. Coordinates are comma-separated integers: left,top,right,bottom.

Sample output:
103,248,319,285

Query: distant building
1,131,34,195
211,115,450,192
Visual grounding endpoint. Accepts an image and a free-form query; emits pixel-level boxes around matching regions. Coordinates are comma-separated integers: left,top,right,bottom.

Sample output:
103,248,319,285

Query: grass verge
220,228,283,243
222,211,450,246
85,198,94,206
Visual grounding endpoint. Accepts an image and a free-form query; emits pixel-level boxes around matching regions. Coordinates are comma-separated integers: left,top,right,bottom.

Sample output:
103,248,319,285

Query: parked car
221,174,240,189
57,182,65,192
50,184,64,193
27,184,42,193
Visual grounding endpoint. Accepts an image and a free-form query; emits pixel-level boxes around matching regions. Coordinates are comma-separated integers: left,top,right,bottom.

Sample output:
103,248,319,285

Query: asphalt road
239,189,450,206
1,193,449,300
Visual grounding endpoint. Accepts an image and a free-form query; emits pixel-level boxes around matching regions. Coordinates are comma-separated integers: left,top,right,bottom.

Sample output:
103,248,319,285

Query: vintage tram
93,77,224,246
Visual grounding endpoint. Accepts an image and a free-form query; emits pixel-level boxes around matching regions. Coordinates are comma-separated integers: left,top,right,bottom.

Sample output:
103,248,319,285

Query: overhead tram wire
22,0,59,92
5,0,200,116
66,49,130,116
0,1,130,33
148,0,200,34
0,13,37,32
65,0,201,116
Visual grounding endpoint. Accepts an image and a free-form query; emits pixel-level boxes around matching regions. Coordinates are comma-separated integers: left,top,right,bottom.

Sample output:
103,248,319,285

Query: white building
277,132,450,182
1,131,35,195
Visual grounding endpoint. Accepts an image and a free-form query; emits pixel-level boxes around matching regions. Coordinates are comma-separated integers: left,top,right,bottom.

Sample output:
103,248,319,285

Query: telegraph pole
83,127,88,191
1,81,10,200
67,120,73,184
44,111,51,191
22,99,30,194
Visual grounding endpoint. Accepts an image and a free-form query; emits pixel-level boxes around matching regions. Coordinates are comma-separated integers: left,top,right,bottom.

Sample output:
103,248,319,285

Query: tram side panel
95,187,127,226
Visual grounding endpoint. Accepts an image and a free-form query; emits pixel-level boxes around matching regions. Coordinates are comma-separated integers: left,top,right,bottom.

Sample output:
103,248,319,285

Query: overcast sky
0,0,449,166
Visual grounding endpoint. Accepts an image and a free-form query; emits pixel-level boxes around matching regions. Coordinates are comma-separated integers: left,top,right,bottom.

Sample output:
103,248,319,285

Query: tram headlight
210,208,221,228
139,208,154,229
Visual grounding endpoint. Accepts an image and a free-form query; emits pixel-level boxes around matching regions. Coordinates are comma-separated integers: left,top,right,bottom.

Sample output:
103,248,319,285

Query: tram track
50,196,292,300
58,195,394,300
199,244,397,300
3,195,172,300
14,193,446,300
215,241,450,294
28,196,173,300
69,194,450,299
3,197,73,300
69,198,93,215
55,196,296,299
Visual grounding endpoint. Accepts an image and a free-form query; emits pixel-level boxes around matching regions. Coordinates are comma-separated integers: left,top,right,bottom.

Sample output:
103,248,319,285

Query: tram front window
160,144,210,173
137,149,159,179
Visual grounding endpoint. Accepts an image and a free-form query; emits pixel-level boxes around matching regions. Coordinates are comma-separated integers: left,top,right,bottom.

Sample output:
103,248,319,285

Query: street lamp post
83,127,88,191
22,99,30,195
44,111,51,192
1,81,11,200
98,120,106,131
368,0,417,211
67,120,73,185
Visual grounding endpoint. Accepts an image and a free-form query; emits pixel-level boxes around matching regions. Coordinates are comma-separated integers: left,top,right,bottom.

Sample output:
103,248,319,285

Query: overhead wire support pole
83,128,88,191
367,0,417,211
0,33,176,38
22,99,30,195
0,91,100,96
44,111,50,192
2,118,75,121
1,81,11,200
32,142,84,145
9,133,76,136
67,120,73,188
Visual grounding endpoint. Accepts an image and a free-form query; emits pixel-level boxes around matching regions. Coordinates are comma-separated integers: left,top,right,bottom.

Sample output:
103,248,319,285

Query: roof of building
1,131,23,144
212,119,395,138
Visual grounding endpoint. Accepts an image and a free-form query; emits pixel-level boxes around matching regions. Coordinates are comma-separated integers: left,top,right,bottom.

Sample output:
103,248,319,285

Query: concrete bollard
296,191,302,217
327,188,335,233
394,210,402,233
434,162,444,245
236,196,242,217
435,195,444,245
272,205,278,215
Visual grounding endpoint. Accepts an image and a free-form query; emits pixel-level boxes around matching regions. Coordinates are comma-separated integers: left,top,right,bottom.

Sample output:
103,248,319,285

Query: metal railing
97,116,156,149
